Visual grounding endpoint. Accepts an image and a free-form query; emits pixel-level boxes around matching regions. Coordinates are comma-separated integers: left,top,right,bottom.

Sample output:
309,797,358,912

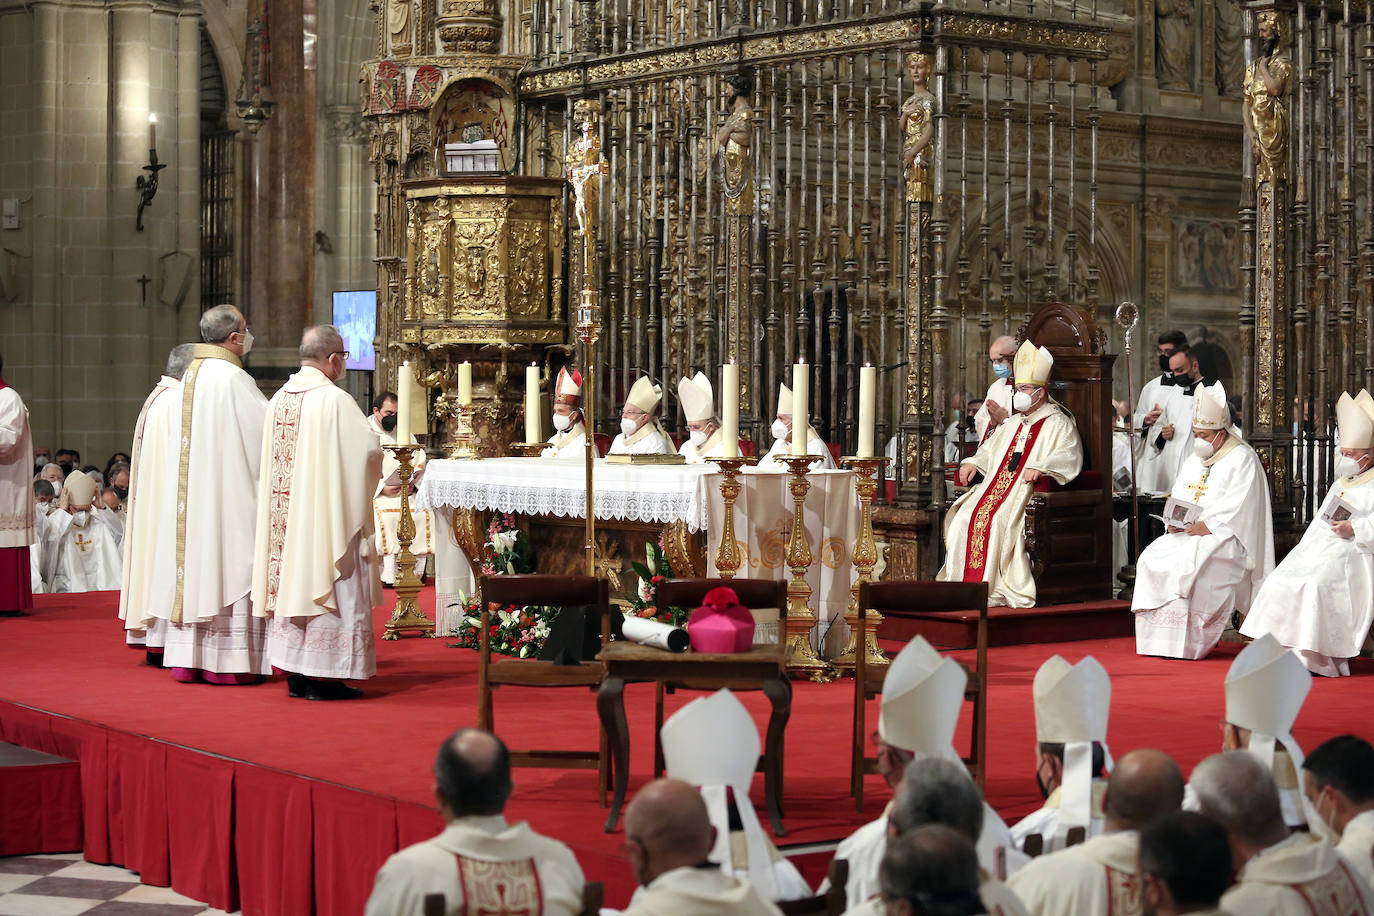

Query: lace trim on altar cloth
418,477,709,531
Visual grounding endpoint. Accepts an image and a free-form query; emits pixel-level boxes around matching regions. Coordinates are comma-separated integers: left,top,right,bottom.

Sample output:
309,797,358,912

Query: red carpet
1,588,1371,915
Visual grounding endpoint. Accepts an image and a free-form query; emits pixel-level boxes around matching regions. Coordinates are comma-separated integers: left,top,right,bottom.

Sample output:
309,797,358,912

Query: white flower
498,609,519,627
491,530,519,555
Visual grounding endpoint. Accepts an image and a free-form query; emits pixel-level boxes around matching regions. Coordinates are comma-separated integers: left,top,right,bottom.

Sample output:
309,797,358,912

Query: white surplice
541,421,587,459
364,815,585,916
369,414,433,584
756,427,837,470
51,510,122,592
1339,810,1374,890
31,506,70,593
680,429,728,464
1133,435,1275,659
119,376,181,648
973,378,1015,444
252,367,383,681
1221,833,1374,916
1241,467,1374,676
1009,782,1107,855
159,345,270,676
620,865,784,916
0,385,34,551
1007,830,1142,916
609,420,675,456
1134,374,1184,495
826,800,1028,911
937,401,1083,607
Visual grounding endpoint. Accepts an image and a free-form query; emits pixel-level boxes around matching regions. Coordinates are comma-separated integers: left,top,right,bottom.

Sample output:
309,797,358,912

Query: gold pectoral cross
1185,467,1211,503
75,533,92,554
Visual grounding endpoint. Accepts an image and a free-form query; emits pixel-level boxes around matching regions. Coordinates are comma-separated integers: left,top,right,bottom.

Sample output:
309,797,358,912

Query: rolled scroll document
621,615,690,652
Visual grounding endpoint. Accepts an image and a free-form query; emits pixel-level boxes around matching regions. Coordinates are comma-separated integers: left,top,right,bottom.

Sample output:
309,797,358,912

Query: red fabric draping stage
1,589,1371,915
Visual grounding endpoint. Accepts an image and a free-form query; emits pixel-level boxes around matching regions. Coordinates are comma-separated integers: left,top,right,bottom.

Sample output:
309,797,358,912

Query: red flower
651,575,664,584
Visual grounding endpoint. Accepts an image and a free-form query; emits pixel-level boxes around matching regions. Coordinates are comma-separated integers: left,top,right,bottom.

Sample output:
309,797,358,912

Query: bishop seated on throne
936,340,1084,608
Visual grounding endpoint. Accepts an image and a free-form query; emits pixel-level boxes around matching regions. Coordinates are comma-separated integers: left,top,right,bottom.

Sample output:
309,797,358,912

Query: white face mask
1307,791,1341,844
240,329,254,356
1012,390,1034,412
71,509,90,527
689,429,709,448
1336,455,1365,479
620,417,640,437
771,418,790,441
1193,436,1216,459
36,501,52,516
552,412,573,432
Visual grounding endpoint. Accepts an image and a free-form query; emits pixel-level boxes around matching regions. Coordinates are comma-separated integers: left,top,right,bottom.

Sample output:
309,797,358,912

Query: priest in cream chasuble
937,341,1084,607
1133,382,1274,660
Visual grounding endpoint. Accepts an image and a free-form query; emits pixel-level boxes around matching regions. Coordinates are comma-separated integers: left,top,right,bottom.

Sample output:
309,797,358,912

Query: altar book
1319,491,1358,525
1153,496,1202,530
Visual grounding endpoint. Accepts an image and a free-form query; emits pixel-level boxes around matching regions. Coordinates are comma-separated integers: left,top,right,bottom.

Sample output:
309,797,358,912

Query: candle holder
711,455,756,578
833,456,891,672
382,445,435,640
510,441,546,458
447,403,479,460
778,454,832,681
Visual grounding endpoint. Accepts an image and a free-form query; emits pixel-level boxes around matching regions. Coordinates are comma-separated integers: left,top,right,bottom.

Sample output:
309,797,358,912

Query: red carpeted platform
1,588,1371,916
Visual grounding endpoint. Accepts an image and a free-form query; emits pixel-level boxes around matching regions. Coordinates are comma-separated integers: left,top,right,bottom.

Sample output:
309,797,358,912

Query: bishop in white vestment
609,376,675,455
757,382,837,470
937,341,1083,607
677,372,727,463
542,367,587,459
1242,390,1374,676
159,306,271,684
119,345,192,654
1134,382,1274,659
252,328,383,699
51,472,122,593
368,393,433,585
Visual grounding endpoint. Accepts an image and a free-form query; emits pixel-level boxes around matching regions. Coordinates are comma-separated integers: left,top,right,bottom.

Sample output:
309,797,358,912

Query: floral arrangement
480,512,535,576
449,591,558,658
626,540,689,628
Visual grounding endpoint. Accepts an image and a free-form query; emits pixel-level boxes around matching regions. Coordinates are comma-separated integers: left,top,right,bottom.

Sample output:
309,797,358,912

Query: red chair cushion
593,433,612,458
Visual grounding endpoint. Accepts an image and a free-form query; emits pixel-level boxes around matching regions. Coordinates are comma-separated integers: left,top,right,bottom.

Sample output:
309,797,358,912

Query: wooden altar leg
762,676,790,836
598,676,629,832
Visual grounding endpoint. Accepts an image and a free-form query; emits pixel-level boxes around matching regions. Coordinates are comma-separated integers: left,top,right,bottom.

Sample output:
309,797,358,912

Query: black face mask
113,486,129,501
380,414,398,432
1158,353,1171,373
57,462,74,475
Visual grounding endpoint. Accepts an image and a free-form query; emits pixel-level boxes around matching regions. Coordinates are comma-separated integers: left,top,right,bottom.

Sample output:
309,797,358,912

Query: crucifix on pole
136,274,152,305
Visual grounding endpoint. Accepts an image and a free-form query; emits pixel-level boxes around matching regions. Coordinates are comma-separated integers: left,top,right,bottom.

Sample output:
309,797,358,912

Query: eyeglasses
329,351,350,361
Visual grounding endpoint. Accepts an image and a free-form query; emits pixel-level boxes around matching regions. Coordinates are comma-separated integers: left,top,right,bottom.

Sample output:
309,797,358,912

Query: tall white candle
458,361,472,406
791,361,809,457
525,363,541,443
857,363,877,458
396,361,413,445
148,112,157,151
721,361,740,458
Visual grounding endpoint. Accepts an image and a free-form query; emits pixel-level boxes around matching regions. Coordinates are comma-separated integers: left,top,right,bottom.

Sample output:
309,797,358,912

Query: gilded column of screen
668,81,689,381
1314,5,1334,504
700,74,719,375
875,54,895,476
604,93,622,395
1339,3,1358,390
748,77,768,431
646,82,663,386
857,54,875,370
928,44,951,515
719,69,755,414
977,51,993,361
828,70,846,441
842,56,861,447
1086,59,1101,314
1065,58,1079,306
1000,50,1016,332
618,89,635,407
954,47,971,413
1022,53,1036,321
1291,6,1313,517
810,77,827,404
780,66,797,372
1044,56,1059,298
764,67,783,406
1364,0,1374,393
796,68,813,369
901,49,936,504
630,89,647,385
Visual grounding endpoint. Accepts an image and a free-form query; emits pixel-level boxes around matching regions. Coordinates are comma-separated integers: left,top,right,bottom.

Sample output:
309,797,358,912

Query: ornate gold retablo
400,175,567,348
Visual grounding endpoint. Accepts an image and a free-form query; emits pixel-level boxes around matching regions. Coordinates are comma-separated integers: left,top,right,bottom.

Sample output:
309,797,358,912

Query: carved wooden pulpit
1019,303,1116,604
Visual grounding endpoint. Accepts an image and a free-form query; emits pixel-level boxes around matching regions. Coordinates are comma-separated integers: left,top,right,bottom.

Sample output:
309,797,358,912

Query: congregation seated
1192,750,1374,914
936,340,1082,607
1303,735,1374,888
1132,382,1274,659
1008,749,1185,916
609,376,674,456
757,382,837,470
542,367,587,459
618,777,783,915
365,728,586,916
1241,389,1374,676
677,371,727,463
877,824,988,916
1136,811,1233,916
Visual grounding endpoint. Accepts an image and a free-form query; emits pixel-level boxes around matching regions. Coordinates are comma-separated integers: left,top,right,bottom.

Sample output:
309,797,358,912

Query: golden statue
1243,11,1292,185
716,69,754,216
899,52,936,204
567,99,609,280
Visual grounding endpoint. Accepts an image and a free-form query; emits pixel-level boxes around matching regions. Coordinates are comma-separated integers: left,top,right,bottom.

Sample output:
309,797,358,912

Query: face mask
1308,791,1341,844
36,501,52,516
552,412,573,432
771,418,789,441
620,418,639,438
1193,437,1215,459
240,329,254,356
58,463,74,475
113,486,128,501
992,362,1012,380
689,429,708,448
1158,353,1171,373
1012,391,1033,412
71,510,90,527
1336,455,1365,479
380,414,398,432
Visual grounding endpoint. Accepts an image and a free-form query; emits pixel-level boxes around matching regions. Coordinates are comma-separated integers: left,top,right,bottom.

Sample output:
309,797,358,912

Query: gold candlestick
711,455,755,578
833,456,891,671
778,454,831,681
382,445,435,640
448,403,478,460
510,441,547,458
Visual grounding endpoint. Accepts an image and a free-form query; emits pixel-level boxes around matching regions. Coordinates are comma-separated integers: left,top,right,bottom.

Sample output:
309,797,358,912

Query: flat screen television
332,290,377,372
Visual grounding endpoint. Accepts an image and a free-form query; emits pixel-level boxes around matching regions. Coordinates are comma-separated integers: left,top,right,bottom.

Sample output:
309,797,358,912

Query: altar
415,457,860,657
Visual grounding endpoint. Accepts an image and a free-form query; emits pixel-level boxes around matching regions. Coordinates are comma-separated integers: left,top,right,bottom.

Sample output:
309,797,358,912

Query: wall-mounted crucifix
137,274,152,305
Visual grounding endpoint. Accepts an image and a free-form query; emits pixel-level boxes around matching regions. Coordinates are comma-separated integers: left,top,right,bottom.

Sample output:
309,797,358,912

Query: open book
1319,491,1358,525
1151,495,1202,530
382,463,425,491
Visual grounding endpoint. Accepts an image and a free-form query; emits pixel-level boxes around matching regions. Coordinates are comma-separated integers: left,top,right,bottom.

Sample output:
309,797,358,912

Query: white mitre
1013,340,1054,387
1191,382,1233,433
1226,633,1311,775
678,371,715,423
879,635,968,764
1033,654,1112,829
777,382,794,417
1337,390,1374,449
64,470,98,508
662,688,779,900
625,376,662,414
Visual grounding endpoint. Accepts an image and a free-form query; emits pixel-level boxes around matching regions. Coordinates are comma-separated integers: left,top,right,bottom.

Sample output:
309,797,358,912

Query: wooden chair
778,859,849,916
1022,826,1087,858
478,574,612,806
851,580,989,810
651,577,789,777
